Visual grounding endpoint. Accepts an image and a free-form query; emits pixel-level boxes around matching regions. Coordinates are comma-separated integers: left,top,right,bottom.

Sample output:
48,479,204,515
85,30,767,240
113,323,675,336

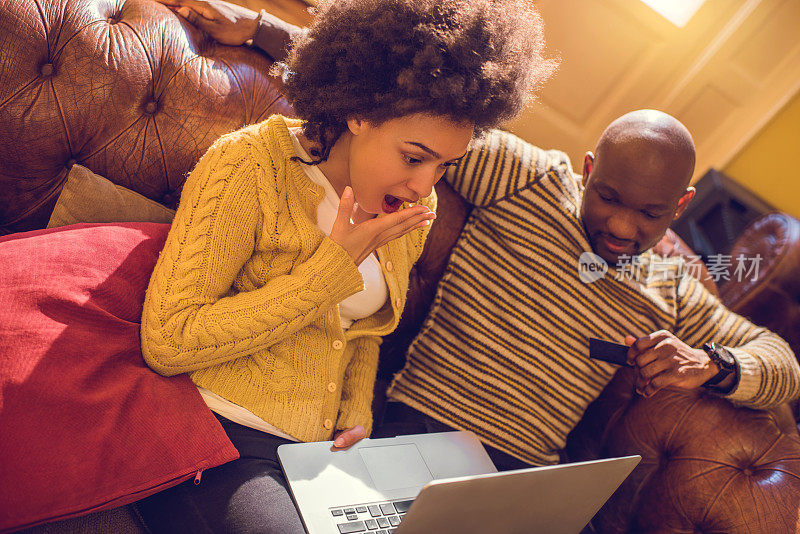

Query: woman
138,0,555,531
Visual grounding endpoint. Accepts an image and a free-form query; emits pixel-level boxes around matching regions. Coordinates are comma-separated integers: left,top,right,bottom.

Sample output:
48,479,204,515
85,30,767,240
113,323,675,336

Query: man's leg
374,403,596,530
371,401,445,438
134,415,305,534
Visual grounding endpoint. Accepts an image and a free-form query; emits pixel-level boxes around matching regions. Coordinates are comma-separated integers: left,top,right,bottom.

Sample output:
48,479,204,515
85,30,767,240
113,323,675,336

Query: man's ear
674,186,696,219
347,118,364,135
582,152,594,188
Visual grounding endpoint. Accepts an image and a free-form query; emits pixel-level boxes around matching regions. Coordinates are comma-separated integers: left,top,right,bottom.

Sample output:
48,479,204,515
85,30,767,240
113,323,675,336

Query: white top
198,125,389,439
198,387,299,440
288,126,389,330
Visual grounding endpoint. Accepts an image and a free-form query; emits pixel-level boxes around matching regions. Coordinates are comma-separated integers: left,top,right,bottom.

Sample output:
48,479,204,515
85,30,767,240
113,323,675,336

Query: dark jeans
373,402,536,472
134,413,305,534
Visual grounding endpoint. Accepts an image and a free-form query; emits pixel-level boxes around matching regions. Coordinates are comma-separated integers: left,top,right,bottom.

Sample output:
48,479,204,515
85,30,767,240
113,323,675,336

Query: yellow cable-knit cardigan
141,115,436,441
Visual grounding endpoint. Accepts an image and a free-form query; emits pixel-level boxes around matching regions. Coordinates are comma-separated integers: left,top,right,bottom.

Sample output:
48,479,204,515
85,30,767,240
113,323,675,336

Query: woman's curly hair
280,0,557,163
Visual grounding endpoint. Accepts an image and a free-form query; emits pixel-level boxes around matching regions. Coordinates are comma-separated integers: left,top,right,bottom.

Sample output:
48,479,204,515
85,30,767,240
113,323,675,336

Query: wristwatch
701,342,738,392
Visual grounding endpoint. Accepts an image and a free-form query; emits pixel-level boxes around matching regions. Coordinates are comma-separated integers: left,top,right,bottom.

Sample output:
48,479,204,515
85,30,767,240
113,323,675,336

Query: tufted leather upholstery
3,1,800,532
0,0,293,234
720,213,800,359
654,228,719,296
565,368,800,533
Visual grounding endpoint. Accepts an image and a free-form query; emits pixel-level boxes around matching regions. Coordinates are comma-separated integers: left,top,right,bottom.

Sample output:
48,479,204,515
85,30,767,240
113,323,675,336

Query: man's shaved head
580,110,697,264
595,109,696,189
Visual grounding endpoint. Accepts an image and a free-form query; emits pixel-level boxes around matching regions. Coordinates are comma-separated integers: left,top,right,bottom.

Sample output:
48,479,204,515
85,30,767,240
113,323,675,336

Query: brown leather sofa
3,1,800,532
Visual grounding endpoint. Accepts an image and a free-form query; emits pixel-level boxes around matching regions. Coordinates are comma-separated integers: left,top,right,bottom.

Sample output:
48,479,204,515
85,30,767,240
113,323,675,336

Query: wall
228,0,800,220
508,0,800,185
723,90,800,219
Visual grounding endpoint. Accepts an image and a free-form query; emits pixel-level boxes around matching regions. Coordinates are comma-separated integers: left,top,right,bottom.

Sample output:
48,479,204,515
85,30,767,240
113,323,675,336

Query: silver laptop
278,431,640,534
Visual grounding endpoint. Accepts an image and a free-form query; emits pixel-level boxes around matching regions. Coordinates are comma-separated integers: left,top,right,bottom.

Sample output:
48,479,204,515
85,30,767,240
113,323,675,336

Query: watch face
704,342,736,370
719,349,736,368
702,343,737,390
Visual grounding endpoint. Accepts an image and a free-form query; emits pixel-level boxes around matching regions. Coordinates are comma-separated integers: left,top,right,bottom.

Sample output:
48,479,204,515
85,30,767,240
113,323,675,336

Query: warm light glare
640,0,706,27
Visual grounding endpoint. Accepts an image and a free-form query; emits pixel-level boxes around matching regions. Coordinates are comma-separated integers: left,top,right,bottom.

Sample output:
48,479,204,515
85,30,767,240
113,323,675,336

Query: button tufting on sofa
3,0,800,532
143,100,158,114
658,451,671,470
0,0,295,234
161,192,177,208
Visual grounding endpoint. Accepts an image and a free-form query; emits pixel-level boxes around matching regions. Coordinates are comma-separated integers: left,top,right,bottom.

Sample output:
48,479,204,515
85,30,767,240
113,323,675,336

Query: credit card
589,338,632,366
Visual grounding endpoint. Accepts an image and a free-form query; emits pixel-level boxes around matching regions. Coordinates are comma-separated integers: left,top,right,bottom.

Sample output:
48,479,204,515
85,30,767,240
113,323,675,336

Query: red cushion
0,223,239,532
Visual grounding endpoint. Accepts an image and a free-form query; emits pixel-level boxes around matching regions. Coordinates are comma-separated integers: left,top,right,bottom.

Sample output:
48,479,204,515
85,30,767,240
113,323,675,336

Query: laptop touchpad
359,444,434,491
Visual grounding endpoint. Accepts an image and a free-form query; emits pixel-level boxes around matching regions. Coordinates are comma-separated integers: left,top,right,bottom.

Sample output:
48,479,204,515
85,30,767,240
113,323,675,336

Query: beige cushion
47,165,175,228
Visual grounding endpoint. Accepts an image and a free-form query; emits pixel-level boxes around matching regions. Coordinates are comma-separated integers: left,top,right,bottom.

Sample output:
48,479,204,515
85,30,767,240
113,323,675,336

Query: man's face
579,138,694,265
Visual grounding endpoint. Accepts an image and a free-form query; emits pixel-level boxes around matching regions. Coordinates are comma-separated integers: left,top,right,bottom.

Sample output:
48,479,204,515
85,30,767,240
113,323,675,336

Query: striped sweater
388,130,800,466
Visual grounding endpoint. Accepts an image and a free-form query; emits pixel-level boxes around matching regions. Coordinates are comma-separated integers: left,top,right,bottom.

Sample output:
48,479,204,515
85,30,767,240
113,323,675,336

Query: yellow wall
724,91,800,219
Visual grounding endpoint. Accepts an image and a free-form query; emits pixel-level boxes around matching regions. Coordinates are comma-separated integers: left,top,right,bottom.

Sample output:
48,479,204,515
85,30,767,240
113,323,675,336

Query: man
159,0,800,469
385,110,800,468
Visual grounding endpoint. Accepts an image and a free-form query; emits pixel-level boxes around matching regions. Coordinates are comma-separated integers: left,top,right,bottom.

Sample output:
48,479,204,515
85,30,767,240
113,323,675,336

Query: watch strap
702,342,737,392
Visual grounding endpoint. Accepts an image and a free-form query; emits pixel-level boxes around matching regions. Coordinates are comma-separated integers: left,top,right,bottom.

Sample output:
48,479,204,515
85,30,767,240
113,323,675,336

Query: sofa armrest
566,367,800,533
718,212,800,360
654,229,719,296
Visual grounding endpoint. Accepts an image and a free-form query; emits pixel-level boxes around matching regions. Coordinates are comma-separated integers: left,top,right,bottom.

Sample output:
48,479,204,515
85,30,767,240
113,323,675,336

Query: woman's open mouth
382,194,404,214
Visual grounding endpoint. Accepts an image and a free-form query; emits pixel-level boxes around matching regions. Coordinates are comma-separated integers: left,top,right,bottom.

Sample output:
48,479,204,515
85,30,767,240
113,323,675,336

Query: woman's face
345,113,474,214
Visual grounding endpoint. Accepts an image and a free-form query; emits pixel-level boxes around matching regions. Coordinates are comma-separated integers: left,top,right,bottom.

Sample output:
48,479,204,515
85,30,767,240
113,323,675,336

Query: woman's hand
155,0,261,45
330,187,436,266
332,425,367,450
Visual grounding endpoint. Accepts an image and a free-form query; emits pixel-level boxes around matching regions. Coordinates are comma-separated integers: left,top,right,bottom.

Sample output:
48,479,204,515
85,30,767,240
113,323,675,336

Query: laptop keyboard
330,498,413,533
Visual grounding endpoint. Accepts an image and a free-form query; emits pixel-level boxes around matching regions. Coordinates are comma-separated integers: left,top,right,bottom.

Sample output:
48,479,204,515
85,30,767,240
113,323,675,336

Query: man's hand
156,0,260,45
332,425,366,450
625,330,719,397
330,187,436,266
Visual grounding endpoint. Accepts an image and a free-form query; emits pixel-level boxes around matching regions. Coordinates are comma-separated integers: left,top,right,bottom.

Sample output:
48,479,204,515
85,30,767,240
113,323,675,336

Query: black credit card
589,338,632,367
